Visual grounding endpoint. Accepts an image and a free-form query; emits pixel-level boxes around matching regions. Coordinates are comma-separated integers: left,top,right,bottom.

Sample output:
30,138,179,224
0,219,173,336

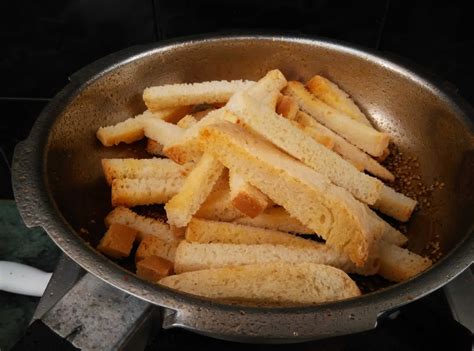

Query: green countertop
0,200,60,350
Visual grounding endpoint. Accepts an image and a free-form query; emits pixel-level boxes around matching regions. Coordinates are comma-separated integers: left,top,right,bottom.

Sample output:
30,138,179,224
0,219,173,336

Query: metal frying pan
12,35,474,343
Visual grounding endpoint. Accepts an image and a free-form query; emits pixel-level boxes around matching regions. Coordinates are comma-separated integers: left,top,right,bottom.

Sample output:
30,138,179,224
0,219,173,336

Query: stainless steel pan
12,35,474,343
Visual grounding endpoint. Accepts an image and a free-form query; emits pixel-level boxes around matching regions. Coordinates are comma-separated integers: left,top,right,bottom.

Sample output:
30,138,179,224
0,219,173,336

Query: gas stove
8,253,473,350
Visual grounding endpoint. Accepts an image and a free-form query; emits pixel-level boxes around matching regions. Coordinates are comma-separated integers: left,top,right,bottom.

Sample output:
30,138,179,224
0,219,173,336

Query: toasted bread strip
191,107,216,121
101,158,193,185
160,262,361,304
96,108,190,146
225,91,383,205
144,116,195,157
164,71,286,165
165,153,224,227
375,147,390,162
284,81,390,157
146,139,165,156
194,172,243,221
97,224,138,259
175,242,378,275
276,95,299,119
143,80,255,111
246,70,287,105
223,70,286,217
164,108,229,164
372,186,418,222
296,111,395,181
186,218,316,248
234,207,312,234
105,207,180,242
306,75,372,126
382,226,408,246
136,256,174,282
365,209,408,247
111,177,185,207
299,125,335,150
378,241,432,282
200,122,384,266
135,234,179,263
229,170,269,218
143,118,185,148
176,115,198,129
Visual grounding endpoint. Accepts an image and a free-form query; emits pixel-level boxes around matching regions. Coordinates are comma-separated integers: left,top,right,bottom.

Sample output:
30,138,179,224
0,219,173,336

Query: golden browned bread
105,207,181,242
234,207,313,234
174,241,379,275
284,81,390,157
111,177,185,207
136,256,174,282
96,107,191,146
160,262,361,305
378,241,432,282
143,80,255,111
199,121,384,266
135,234,179,263
225,90,384,205
295,111,394,181
185,218,315,248
372,186,418,222
165,153,224,227
306,75,373,126
97,223,138,259
276,95,299,119
228,169,269,218
101,158,193,185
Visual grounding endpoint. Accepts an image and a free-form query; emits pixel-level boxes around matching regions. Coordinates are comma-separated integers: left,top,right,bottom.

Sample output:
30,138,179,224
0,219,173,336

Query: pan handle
160,303,380,342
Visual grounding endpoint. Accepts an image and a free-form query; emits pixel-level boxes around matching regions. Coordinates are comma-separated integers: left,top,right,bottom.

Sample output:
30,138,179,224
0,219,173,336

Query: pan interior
45,37,474,300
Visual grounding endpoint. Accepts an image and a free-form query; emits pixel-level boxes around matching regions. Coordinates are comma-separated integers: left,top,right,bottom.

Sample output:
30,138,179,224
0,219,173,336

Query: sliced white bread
143,118,185,148
164,70,286,165
378,241,432,282
111,177,185,207
284,81,389,157
276,95,299,119
143,80,255,111
372,186,418,222
105,207,181,242
296,111,394,181
306,75,373,127
192,107,216,121
165,153,224,227
195,184,243,222
225,90,384,205
146,139,165,156
176,114,198,129
199,121,384,266
135,234,179,263
101,158,193,185
186,218,315,247
228,170,269,218
174,241,379,276
234,206,313,234
300,125,336,150
96,107,190,146
160,262,361,304
246,70,287,106
163,108,229,164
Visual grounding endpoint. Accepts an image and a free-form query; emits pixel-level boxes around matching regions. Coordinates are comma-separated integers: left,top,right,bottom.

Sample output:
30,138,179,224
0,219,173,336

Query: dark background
0,1,473,349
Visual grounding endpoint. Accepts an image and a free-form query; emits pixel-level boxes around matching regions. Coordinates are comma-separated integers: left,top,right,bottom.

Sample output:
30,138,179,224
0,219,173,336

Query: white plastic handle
0,261,52,297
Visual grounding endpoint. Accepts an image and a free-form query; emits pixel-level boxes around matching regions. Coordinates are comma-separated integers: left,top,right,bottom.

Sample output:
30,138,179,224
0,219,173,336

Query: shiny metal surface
12,35,474,342
41,273,152,350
